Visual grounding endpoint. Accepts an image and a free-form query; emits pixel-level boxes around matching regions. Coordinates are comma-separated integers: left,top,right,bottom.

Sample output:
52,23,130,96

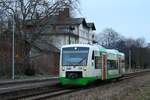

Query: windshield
62,47,89,66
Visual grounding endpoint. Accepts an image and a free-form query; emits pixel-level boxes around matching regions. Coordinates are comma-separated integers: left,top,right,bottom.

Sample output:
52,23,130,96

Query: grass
121,80,150,100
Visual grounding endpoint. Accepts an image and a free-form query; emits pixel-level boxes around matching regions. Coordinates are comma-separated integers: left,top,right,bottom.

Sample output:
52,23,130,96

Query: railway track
21,86,79,100
0,69,150,100
0,77,57,87
20,69,150,100
121,69,150,80
0,77,59,100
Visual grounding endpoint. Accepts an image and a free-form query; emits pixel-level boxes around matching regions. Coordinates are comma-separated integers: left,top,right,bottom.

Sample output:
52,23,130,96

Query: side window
107,60,111,69
114,60,118,69
92,51,94,60
95,55,102,69
107,60,117,69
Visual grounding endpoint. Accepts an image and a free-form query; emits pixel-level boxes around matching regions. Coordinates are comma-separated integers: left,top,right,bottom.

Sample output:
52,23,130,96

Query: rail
0,69,150,100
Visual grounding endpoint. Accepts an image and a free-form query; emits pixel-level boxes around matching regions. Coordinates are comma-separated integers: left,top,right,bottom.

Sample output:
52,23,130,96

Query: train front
59,45,90,85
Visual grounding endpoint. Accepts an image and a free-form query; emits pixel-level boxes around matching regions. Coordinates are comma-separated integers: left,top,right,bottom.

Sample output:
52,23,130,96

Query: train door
102,54,107,80
118,57,121,75
92,51,101,78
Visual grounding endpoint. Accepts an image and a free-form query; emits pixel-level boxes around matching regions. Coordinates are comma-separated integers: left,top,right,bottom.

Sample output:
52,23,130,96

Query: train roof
61,44,124,55
106,49,125,56
106,49,119,54
61,44,106,52
118,52,125,56
61,44,93,48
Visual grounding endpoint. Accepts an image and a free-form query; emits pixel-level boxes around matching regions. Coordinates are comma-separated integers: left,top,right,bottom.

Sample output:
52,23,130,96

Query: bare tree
97,28,150,70
136,37,145,48
96,28,123,49
0,0,79,76
0,0,79,41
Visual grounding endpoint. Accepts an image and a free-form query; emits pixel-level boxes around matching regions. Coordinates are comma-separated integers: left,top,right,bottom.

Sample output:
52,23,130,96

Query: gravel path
49,73,150,100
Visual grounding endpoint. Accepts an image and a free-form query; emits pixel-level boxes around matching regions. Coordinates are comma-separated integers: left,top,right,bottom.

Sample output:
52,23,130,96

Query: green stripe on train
59,77,98,85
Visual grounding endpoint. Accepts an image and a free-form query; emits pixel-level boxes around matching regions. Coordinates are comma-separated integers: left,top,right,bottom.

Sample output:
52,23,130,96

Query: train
59,44,125,85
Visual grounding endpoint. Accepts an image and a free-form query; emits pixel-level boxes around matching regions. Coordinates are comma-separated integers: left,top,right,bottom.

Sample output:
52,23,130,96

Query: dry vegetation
50,73,150,100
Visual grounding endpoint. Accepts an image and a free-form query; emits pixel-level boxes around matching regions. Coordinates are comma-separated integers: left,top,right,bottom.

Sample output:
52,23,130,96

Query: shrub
24,67,35,76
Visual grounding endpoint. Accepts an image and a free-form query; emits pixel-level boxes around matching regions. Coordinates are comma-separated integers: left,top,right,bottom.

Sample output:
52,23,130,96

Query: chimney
59,8,70,21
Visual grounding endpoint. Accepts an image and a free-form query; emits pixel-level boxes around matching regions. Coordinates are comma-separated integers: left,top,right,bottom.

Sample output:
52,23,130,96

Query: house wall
49,35,64,49
73,25,79,35
49,35,77,49
78,24,94,44
49,23,95,48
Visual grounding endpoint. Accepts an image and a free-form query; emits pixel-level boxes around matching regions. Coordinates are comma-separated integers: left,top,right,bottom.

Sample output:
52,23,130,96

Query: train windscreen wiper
78,57,87,65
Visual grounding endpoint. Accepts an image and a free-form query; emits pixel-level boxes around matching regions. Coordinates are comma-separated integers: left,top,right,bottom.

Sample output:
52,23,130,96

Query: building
34,8,96,49
24,8,96,75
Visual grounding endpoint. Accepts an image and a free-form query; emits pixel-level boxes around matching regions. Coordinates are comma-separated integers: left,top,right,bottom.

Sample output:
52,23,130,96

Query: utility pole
129,49,131,72
12,14,15,80
12,0,16,80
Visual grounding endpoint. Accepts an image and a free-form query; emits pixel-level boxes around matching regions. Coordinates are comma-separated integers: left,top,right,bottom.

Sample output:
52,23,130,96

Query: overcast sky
79,0,150,43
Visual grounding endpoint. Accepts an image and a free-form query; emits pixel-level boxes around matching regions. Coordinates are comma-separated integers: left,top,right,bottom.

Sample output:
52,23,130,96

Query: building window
92,34,94,38
56,26,75,33
56,26,69,32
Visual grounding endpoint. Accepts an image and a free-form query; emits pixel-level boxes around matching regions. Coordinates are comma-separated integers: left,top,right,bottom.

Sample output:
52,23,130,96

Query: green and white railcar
59,44,125,85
